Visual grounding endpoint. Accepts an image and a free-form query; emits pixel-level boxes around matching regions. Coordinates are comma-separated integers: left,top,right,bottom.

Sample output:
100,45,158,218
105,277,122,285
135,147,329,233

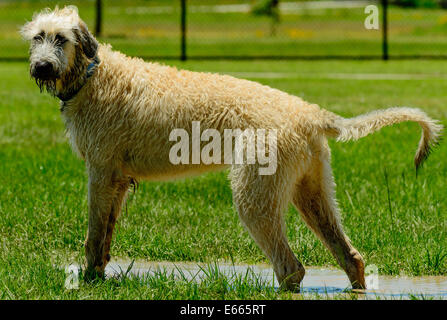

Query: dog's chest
60,107,87,159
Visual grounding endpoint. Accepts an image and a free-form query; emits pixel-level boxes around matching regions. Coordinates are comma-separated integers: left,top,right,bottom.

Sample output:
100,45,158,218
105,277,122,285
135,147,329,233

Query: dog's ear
20,20,36,41
74,21,98,59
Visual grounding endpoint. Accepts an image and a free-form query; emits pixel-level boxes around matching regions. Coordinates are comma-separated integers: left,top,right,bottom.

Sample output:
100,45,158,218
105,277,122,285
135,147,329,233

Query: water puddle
83,259,447,299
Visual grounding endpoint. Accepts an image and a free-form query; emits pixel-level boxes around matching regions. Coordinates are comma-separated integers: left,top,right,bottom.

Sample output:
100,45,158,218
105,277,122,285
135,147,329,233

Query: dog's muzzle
32,61,56,80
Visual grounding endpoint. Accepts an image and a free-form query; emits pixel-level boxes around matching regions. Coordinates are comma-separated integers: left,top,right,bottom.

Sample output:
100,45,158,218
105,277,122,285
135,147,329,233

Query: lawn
0,58,445,299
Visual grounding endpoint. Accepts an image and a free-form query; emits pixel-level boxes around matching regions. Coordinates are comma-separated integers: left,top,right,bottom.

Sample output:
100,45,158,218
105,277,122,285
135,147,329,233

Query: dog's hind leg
292,140,366,289
231,165,305,291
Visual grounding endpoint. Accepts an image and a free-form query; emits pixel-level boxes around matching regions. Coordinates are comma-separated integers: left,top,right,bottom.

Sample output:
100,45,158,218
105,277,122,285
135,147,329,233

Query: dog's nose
34,61,54,79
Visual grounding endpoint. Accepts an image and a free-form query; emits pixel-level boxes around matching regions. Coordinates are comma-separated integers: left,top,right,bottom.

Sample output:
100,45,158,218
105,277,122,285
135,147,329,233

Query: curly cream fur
22,7,442,291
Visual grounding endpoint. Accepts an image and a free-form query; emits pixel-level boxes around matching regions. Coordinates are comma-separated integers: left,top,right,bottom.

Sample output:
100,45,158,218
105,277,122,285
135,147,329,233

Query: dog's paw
83,266,106,283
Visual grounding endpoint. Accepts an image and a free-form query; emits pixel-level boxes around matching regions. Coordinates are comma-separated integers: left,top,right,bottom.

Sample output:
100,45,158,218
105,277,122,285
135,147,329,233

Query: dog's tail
323,107,443,172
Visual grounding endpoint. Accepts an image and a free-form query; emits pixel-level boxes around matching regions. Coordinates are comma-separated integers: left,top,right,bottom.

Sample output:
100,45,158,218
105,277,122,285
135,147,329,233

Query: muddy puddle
83,259,447,299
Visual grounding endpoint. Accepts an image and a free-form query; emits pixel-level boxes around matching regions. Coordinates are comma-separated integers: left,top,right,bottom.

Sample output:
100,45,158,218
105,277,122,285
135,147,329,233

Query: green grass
4,0,447,58
0,59,446,299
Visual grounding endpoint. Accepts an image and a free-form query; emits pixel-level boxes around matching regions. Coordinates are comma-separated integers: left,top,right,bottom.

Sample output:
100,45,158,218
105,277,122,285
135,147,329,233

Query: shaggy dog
21,6,442,291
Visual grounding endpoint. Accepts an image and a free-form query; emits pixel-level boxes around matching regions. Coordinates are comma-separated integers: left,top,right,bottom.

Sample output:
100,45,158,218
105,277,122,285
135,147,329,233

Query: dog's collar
58,56,99,104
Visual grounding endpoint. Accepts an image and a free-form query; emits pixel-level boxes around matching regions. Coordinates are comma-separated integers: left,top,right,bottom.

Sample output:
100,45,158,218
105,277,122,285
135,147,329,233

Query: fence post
95,0,103,37
382,0,388,60
180,0,187,61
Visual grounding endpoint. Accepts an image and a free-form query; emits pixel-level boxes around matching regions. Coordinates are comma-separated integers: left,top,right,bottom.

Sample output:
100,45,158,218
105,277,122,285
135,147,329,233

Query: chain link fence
2,0,447,60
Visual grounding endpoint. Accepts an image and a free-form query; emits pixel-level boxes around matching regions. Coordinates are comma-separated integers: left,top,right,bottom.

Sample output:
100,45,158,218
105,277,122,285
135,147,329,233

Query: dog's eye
55,34,67,44
33,32,44,41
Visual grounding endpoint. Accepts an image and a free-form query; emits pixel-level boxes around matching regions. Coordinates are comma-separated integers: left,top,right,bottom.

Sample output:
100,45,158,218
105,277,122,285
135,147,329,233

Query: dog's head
20,6,98,95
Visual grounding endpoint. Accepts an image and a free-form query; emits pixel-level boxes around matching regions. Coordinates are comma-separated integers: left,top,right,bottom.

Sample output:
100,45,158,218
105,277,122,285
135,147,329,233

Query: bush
392,0,440,8
251,0,279,16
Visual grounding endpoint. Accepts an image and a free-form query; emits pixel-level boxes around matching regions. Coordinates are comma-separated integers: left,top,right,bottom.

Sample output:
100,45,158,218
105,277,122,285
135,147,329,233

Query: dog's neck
57,55,100,104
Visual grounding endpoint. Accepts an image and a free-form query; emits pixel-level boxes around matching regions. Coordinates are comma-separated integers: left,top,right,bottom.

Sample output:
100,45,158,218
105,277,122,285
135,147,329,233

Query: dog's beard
35,77,57,96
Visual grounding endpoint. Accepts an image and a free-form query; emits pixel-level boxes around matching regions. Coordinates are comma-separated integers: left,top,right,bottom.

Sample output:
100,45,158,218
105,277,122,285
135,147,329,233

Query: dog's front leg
84,165,116,281
102,176,130,269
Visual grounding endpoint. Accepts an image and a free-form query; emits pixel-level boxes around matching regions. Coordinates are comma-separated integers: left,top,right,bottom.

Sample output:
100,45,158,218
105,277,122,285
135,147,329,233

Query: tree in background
251,0,280,36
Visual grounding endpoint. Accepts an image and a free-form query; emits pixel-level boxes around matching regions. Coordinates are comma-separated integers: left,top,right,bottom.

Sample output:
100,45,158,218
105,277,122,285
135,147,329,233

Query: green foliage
251,0,279,16
393,0,440,8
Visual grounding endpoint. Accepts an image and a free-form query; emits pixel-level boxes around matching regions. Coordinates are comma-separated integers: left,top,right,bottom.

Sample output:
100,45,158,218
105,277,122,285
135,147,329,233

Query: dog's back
63,44,332,178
